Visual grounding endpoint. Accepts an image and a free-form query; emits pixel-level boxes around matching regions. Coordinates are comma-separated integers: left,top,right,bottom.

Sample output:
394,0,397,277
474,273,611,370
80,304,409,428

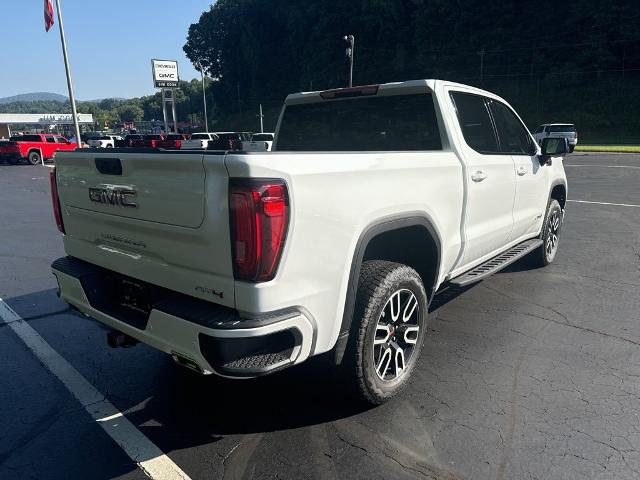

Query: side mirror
539,137,568,165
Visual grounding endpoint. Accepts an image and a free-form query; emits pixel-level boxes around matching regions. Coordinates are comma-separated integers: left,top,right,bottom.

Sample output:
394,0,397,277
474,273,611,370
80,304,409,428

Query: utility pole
54,0,82,145
196,61,209,132
344,35,355,87
478,48,486,86
257,104,264,133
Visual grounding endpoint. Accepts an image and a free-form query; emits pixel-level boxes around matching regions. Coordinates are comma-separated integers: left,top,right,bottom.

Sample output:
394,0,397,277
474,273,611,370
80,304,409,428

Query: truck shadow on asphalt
3,256,536,462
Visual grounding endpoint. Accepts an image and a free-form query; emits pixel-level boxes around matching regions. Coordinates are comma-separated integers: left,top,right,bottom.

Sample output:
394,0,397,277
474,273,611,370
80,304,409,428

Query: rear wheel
345,260,428,404
27,151,42,165
569,145,575,153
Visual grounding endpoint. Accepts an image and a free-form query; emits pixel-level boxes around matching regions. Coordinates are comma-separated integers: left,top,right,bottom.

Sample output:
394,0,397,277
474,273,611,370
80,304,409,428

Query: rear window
126,135,143,140
164,134,183,140
144,135,163,140
251,133,274,141
548,125,575,133
190,133,210,140
99,136,111,140
216,133,241,140
11,135,41,142
276,93,442,151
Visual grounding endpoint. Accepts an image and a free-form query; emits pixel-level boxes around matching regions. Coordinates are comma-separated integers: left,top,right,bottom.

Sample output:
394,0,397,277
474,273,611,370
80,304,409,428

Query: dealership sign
151,59,179,88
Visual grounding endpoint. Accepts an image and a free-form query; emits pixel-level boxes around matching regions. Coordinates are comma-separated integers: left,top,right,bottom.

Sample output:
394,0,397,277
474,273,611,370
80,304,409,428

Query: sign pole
171,90,178,133
161,89,169,134
54,0,82,145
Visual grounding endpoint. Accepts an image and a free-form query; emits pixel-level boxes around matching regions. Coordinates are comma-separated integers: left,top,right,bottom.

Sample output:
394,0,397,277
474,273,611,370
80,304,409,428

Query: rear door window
450,92,499,154
489,101,535,155
277,93,442,151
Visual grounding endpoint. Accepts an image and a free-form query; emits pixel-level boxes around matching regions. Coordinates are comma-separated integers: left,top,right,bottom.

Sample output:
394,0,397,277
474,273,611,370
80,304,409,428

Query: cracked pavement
1,153,639,479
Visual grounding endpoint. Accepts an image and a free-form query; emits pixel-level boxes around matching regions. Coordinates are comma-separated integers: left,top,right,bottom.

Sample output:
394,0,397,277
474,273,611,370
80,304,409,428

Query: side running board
449,239,543,287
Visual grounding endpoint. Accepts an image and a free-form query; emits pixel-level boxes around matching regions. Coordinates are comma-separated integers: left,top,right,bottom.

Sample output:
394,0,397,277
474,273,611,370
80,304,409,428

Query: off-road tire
344,260,428,405
533,199,563,267
27,151,42,165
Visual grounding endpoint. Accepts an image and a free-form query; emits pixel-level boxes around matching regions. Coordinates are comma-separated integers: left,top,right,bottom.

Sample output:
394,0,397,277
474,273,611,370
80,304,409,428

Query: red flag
44,0,55,32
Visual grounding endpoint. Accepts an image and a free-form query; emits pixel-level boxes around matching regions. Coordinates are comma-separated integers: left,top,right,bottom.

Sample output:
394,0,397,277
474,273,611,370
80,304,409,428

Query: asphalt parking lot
1,153,639,480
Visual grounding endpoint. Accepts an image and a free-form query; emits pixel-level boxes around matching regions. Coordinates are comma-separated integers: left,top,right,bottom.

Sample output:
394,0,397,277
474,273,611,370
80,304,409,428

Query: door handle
471,170,487,182
517,166,528,176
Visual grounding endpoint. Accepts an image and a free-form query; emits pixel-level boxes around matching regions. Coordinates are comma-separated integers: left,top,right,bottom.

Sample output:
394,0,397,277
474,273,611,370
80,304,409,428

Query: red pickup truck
157,133,189,150
131,134,165,149
0,134,77,165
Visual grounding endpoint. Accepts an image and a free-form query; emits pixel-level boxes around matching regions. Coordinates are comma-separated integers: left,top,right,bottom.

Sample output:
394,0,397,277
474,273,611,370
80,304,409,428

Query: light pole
196,61,209,132
344,35,355,87
478,48,486,86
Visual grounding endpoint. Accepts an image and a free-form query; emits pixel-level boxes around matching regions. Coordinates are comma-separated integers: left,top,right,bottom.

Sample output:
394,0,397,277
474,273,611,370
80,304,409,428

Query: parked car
157,133,189,150
180,132,217,150
115,134,144,148
533,124,578,153
131,134,165,149
50,79,568,404
0,134,76,165
242,132,275,151
87,134,123,148
206,132,244,151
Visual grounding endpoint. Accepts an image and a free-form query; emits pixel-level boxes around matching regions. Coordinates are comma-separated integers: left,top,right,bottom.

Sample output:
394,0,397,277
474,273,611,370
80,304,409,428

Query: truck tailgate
54,150,236,307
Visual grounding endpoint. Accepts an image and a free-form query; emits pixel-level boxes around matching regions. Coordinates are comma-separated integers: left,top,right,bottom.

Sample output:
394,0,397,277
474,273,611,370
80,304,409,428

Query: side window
45,136,56,143
534,126,544,134
450,92,499,154
490,101,535,155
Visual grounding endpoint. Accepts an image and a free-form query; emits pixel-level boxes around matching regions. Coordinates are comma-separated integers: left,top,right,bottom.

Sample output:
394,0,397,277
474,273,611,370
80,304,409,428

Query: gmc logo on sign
89,187,137,208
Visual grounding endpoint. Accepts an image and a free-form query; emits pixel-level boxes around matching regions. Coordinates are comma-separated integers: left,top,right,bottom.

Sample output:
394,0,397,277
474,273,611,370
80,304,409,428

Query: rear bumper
0,152,21,160
51,256,314,378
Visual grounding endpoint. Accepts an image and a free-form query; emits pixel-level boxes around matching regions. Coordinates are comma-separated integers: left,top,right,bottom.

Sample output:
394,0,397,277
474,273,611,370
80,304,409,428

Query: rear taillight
49,167,65,234
229,179,289,282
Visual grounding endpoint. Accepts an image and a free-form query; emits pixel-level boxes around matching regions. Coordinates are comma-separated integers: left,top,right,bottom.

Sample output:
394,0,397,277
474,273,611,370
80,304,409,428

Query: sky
0,1,213,100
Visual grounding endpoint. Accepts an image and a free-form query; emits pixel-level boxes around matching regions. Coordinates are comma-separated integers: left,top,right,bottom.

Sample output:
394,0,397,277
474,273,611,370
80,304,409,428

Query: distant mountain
0,92,69,104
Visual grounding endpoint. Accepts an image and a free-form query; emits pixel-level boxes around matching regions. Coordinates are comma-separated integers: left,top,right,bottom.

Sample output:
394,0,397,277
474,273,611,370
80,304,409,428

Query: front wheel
533,199,563,266
27,151,42,165
345,260,428,405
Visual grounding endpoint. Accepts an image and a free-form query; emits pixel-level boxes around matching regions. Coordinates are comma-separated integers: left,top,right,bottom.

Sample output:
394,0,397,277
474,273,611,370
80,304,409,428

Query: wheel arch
550,181,567,209
333,213,442,364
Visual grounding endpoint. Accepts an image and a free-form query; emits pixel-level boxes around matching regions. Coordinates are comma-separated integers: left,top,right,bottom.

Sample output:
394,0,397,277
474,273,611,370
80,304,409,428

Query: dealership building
0,113,94,138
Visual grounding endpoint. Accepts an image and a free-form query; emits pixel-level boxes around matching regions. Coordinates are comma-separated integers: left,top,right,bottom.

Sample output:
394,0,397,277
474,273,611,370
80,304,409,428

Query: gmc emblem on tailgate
89,186,137,208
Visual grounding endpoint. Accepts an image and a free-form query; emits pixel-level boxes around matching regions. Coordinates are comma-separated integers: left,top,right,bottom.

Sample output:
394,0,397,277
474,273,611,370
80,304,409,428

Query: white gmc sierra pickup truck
50,80,568,404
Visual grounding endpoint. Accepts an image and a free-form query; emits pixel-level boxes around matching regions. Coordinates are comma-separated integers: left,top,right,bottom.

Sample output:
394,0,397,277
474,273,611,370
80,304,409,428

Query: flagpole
54,0,82,146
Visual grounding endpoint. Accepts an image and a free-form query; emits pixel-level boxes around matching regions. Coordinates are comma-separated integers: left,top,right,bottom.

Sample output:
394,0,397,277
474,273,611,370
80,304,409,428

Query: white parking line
0,298,191,480
567,199,640,208
565,164,640,169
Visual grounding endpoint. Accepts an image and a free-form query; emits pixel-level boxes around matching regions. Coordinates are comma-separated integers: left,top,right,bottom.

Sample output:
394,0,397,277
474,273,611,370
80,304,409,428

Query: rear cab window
548,125,576,133
276,92,442,151
251,133,274,141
